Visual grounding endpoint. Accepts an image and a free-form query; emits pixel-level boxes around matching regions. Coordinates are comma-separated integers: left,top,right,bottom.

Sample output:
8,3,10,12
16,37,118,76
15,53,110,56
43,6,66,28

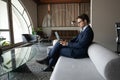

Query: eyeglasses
71,20,83,25
77,21,83,24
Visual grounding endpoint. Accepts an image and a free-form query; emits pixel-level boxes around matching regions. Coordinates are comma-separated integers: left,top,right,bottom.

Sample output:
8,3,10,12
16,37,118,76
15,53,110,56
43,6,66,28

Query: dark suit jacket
68,25,94,58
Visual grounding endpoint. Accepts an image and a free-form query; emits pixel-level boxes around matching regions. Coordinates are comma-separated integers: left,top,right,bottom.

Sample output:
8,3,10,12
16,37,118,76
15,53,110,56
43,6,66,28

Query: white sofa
50,42,120,80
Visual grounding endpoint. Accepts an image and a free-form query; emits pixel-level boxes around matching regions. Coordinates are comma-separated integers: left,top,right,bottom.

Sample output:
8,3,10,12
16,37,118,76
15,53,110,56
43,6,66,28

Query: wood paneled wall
33,0,90,4
39,3,90,27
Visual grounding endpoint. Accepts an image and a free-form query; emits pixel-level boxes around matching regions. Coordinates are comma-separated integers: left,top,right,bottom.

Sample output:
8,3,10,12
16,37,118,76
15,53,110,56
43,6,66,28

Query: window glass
12,6,29,43
0,0,33,44
12,6,29,33
23,11,30,26
0,31,10,42
11,0,32,43
0,0,9,29
11,0,24,14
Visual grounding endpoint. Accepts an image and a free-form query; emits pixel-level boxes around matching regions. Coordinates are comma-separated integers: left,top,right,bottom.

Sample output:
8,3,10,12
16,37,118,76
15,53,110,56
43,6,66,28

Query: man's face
77,18,86,28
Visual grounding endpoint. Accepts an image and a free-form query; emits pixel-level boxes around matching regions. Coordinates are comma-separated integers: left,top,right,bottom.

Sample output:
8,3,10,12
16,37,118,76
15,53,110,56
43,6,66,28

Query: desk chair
22,34,38,44
115,23,120,53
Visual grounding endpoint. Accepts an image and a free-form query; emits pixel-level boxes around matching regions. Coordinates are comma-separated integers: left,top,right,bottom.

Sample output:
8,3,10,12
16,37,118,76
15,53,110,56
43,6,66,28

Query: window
0,0,10,43
0,0,33,45
11,0,32,43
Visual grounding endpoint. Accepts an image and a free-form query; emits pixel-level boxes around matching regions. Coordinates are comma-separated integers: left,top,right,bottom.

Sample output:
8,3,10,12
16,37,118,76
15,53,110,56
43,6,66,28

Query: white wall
91,0,120,51
21,0,37,28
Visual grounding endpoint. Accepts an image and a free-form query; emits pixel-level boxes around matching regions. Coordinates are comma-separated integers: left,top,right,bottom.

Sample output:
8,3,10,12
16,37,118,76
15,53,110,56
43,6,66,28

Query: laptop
54,32,60,40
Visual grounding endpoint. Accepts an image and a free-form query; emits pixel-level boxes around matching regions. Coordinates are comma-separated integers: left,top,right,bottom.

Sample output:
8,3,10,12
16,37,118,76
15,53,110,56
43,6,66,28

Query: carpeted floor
0,42,53,80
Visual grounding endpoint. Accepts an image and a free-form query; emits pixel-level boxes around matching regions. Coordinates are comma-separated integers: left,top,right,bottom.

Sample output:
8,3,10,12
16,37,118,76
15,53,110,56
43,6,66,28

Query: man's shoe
36,57,49,65
42,66,53,72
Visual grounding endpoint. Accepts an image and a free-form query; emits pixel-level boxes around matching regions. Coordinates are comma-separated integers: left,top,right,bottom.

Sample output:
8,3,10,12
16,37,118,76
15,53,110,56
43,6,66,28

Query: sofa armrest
105,57,120,80
88,42,120,80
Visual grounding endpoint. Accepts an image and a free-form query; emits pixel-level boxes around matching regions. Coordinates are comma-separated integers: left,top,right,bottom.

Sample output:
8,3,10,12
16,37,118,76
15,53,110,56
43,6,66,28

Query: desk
0,44,37,79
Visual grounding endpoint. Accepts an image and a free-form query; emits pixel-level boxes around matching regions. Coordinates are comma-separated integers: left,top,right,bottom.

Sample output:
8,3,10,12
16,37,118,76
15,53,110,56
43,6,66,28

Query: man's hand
60,40,68,46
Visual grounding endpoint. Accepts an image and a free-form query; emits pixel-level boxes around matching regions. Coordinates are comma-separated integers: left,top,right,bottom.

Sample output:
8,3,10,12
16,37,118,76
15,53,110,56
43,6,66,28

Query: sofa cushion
88,42,120,80
50,56,104,80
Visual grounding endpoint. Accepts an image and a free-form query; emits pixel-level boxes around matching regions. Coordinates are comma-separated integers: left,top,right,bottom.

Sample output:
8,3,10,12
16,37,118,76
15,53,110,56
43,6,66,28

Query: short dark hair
77,14,90,24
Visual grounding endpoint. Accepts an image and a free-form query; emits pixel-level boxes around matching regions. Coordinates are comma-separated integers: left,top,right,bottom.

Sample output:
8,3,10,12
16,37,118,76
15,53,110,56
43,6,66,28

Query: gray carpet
0,42,53,80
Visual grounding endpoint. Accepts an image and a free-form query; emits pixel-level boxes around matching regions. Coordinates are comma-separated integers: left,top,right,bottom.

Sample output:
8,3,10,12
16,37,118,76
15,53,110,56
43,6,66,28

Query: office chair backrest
22,34,37,43
115,23,120,43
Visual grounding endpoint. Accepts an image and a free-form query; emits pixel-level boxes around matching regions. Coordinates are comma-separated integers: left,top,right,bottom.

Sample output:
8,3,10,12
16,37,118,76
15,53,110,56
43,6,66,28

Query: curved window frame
11,0,33,43
11,0,33,34
0,0,33,44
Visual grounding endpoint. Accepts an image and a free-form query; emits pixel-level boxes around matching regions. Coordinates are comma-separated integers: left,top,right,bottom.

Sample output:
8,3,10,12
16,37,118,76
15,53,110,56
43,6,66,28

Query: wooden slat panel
33,0,90,4
49,30,79,40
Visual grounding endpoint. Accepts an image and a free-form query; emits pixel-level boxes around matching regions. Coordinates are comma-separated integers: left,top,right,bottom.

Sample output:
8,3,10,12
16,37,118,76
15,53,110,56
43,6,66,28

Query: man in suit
36,14,94,71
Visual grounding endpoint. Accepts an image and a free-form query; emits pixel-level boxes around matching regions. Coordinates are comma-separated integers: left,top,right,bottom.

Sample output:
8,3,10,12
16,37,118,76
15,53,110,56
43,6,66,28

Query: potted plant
36,27,44,38
32,27,36,35
0,36,6,47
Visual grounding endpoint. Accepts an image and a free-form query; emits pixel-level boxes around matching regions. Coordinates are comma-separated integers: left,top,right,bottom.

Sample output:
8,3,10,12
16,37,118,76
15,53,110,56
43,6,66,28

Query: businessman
36,14,94,71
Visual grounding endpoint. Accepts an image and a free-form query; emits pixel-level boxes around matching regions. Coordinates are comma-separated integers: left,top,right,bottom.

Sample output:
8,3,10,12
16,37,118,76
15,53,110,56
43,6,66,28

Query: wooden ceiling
33,0,90,4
